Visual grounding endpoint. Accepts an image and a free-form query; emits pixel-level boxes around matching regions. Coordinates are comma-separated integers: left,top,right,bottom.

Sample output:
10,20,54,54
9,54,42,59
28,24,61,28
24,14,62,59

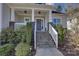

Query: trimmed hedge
15,42,31,56
0,44,15,56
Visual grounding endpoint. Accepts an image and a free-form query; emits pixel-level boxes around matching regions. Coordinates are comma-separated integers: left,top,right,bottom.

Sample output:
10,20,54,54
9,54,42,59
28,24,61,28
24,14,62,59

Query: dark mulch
58,38,79,56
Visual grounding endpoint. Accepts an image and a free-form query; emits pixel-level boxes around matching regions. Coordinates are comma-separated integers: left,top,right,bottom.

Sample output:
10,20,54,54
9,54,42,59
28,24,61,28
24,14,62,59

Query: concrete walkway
35,47,63,56
35,32,63,56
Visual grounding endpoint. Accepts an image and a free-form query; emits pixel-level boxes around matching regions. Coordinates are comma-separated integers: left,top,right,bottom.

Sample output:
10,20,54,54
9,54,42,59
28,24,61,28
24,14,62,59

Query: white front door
36,18,44,32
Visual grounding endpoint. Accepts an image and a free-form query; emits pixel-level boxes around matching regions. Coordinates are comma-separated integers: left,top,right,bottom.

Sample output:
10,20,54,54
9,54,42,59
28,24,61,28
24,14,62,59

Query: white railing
34,22,36,49
14,23,26,30
49,24,58,48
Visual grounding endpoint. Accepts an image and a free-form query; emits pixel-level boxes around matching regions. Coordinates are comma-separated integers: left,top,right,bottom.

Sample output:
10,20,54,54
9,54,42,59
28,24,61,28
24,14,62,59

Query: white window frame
24,17,31,24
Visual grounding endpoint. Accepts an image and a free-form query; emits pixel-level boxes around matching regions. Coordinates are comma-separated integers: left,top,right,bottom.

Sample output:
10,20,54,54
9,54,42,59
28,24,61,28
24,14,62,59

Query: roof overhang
7,3,55,10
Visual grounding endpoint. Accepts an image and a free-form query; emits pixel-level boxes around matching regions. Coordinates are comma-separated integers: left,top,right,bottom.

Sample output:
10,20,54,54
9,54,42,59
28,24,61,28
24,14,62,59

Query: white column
11,8,15,22
32,9,34,22
0,4,2,32
49,10,52,22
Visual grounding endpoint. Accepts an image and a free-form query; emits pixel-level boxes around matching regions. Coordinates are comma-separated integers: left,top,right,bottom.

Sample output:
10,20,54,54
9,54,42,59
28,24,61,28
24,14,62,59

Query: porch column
49,10,52,22
10,8,15,29
32,9,34,22
11,8,15,22
32,9,36,49
0,4,2,33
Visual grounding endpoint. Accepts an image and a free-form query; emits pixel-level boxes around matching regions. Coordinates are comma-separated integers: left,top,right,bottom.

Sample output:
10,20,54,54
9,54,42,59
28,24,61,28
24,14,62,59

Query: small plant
0,44,15,56
15,42,31,56
53,25,66,43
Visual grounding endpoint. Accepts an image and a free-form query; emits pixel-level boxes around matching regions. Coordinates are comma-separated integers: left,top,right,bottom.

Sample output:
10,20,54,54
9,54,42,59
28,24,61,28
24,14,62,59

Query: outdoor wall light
24,10,27,14
38,11,41,14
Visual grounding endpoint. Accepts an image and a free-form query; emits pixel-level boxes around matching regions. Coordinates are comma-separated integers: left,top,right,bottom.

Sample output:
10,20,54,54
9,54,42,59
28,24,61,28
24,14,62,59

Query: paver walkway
35,32,63,56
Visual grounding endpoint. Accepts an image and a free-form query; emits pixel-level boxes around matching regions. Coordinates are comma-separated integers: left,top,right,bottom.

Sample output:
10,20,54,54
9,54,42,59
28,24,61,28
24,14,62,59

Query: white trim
24,17,31,24
49,24,58,48
35,18,45,32
32,9,34,22
11,8,15,21
0,4,2,32
10,7,52,11
49,10,52,22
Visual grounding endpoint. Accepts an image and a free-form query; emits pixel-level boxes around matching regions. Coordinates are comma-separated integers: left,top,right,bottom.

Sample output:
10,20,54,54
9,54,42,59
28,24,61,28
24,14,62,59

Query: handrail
49,24,58,48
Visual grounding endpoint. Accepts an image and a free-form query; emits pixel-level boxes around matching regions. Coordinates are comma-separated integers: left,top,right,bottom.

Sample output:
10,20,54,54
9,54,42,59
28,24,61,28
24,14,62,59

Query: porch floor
35,32,63,56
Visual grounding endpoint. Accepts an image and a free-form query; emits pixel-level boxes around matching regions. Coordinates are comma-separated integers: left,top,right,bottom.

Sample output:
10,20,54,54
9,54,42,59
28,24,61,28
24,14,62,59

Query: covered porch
8,3,53,32
8,4,59,52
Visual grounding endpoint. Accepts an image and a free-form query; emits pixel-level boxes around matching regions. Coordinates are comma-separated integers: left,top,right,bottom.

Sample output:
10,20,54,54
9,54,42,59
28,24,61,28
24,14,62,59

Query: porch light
38,11,41,14
24,10,27,14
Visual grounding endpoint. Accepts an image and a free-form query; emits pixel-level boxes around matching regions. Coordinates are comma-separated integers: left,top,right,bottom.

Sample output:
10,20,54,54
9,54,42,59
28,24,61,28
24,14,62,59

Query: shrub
16,23,32,44
1,28,21,45
15,42,31,56
26,23,32,44
0,44,15,56
1,23,32,45
53,25,66,43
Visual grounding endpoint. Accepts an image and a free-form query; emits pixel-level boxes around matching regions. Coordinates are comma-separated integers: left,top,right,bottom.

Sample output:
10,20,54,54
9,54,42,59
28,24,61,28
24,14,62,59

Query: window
25,19,29,22
24,17,30,24
52,18,60,25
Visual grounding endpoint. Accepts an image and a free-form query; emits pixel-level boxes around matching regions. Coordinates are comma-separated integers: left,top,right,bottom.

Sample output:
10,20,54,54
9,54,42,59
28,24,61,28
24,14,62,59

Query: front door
36,18,44,32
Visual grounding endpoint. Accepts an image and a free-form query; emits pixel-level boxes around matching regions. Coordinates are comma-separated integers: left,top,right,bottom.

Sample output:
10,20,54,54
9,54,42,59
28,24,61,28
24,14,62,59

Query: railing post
56,33,58,48
34,22,36,49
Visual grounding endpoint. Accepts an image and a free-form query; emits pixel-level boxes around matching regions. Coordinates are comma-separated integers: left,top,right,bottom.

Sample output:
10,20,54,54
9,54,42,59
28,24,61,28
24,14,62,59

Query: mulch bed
58,37,79,56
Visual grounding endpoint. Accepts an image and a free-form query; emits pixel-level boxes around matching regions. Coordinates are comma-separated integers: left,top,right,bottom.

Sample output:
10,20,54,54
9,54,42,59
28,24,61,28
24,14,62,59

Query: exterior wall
15,14,32,23
0,4,2,32
2,4,11,29
15,12,49,31
61,16,67,28
52,14,67,28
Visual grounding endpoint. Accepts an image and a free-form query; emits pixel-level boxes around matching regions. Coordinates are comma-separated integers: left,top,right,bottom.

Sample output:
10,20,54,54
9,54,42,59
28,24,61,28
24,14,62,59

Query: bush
16,23,32,44
0,44,15,56
0,23,32,45
26,23,32,44
15,42,31,56
53,25,66,43
1,28,21,45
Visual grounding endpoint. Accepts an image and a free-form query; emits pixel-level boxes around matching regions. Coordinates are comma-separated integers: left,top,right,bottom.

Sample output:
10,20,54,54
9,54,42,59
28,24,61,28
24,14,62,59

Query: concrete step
36,32,56,48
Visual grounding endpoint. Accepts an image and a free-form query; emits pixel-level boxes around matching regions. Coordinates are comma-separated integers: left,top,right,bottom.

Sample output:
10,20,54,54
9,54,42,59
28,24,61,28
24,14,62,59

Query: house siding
0,3,2,32
52,14,67,28
2,4,11,29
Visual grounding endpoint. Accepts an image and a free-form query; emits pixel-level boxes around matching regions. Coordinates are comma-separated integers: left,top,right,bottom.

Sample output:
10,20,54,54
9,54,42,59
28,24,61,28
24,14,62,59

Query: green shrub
1,22,32,45
26,23,32,44
1,28,21,44
0,44,15,56
54,25,66,43
15,42,31,56
16,23,32,44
